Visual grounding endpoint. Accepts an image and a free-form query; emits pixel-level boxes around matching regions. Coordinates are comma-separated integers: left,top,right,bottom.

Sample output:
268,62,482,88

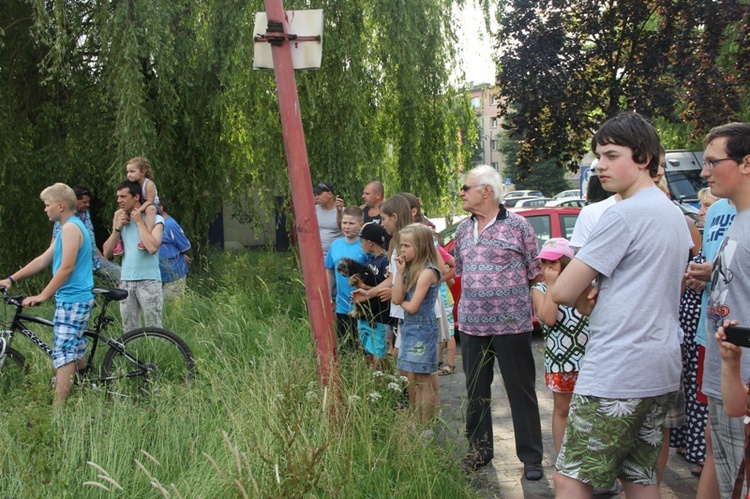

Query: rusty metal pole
263,0,339,387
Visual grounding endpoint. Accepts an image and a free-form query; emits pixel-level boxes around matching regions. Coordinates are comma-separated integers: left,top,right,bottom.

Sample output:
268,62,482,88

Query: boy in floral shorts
551,112,692,497
0,183,94,405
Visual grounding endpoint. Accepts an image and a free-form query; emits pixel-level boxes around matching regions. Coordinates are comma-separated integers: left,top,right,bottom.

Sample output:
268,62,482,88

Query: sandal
691,463,703,477
438,364,454,376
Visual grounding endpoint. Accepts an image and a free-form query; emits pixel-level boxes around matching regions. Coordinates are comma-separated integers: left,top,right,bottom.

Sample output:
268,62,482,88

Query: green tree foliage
498,135,571,197
493,0,750,176
0,0,475,269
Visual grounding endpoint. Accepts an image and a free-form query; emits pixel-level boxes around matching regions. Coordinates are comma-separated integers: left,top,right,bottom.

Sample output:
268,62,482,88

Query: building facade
469,84,504,174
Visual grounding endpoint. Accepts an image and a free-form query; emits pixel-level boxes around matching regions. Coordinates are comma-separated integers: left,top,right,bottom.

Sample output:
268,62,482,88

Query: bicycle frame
2,292,149,382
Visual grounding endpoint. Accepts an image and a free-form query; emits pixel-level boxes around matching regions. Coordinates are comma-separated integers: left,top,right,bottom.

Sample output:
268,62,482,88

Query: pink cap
535,238,574,261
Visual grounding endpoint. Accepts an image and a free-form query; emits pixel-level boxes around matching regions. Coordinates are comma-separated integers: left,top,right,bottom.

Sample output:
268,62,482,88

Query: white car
553,189,581,200
504,190,543,199
546,198,586,208
512,197,551,208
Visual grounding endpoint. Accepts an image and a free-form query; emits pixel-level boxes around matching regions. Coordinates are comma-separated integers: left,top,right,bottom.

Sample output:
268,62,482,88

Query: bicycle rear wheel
0,348,28,396
101,327,195,398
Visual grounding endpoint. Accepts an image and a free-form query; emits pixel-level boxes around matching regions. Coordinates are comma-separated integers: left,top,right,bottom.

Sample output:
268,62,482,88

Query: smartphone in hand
725,325,750,348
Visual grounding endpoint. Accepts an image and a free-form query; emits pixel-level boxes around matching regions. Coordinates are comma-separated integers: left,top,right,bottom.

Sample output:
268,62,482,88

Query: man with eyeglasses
453,164,545,480
51,184,121,287
692,122,750,499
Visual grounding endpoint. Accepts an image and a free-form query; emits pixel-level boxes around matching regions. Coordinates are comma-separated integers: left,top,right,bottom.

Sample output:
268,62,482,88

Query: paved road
438,334,701,498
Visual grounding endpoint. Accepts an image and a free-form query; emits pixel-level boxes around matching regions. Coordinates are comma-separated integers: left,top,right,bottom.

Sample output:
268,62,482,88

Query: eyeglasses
702,157,742,169
460,183,485,192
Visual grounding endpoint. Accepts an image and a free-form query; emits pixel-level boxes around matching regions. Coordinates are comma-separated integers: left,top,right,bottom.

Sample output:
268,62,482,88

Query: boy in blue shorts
1,183,94,405
354,222,393,368
551,112,692,497
325,206,367,353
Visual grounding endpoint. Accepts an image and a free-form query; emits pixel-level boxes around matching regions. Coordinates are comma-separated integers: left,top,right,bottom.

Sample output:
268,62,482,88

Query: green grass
0,250,474,497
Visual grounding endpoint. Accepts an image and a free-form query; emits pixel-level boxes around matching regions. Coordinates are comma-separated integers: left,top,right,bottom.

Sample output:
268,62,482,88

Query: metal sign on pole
254,2,338,389
253,10,323,70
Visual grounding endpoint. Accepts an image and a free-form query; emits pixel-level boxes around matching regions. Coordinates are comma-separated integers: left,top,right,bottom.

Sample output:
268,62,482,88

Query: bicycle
0,287,195,398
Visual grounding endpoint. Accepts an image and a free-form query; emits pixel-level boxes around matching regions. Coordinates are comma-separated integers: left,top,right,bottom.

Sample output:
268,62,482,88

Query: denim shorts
52,300,94,369
397,316,439,374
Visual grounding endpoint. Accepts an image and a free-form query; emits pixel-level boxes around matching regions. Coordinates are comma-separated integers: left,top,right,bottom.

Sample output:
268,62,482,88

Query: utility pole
262,0,339,389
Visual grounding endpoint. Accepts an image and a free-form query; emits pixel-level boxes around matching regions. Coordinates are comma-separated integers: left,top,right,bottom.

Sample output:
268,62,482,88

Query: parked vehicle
504,189,543,199
664,150,706,209
511,197,551,208
441,206,581,332
552,189,581,200
504,196,542,207
546,198,586,208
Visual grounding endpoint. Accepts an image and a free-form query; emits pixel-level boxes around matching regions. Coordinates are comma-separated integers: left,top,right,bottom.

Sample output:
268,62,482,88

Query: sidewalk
438,334,701,498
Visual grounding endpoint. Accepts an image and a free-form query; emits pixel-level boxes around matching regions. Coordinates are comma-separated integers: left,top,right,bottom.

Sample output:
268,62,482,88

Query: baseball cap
313,182,333,195
535,238,574,261
359,222,389,246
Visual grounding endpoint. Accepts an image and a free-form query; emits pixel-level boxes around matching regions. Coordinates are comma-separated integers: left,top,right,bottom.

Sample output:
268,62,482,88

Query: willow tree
0,0,475,269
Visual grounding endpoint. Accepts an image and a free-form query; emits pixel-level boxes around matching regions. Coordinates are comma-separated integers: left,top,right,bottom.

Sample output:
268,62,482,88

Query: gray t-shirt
316,205,342,256
702,209,750,399
574,187,691,398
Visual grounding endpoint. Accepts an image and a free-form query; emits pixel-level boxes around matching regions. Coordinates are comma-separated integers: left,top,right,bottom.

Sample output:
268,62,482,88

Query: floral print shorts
555,392,677,488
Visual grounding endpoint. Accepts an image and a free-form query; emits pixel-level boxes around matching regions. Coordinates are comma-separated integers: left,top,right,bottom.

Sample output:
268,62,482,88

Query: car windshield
666,170,706,202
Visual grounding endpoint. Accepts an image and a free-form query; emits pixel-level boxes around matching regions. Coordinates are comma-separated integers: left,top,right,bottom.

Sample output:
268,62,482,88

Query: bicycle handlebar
0,287,25,308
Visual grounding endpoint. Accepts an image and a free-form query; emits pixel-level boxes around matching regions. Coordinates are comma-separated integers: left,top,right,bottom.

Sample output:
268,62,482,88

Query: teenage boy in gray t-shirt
698,122,750,498
551,112,691,497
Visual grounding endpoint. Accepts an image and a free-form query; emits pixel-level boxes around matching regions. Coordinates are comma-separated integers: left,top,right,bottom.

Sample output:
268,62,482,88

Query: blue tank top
53,217,94,303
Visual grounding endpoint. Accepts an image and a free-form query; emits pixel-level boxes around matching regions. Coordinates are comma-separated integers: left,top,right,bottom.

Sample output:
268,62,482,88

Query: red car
440,206,582,332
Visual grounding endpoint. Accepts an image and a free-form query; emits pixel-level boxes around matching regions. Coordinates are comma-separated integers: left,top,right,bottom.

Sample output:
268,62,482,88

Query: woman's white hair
467,165,504,204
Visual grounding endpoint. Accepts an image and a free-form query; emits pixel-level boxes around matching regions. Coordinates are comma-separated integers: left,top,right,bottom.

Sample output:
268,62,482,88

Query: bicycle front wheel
0,348,28,396
101,327,195,398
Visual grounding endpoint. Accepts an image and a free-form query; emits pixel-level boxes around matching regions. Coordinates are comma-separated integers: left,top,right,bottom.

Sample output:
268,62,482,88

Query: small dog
337,258,378,318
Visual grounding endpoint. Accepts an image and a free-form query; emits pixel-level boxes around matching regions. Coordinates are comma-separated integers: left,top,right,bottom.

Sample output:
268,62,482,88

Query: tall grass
0,250,474,497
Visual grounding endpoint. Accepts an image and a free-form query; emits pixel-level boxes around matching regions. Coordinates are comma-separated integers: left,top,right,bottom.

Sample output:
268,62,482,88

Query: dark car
441,206,581,332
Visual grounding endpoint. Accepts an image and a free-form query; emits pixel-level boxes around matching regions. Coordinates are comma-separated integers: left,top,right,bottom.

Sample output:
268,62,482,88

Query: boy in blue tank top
0,183,94,405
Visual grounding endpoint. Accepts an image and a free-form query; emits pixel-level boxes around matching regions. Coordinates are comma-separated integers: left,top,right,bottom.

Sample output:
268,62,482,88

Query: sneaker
113,240,124,256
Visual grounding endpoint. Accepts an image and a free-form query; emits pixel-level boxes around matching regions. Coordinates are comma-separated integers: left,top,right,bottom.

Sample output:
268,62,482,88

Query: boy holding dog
325,206,367,353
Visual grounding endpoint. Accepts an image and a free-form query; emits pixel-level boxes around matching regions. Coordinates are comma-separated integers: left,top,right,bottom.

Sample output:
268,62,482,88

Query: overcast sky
452,1,496,86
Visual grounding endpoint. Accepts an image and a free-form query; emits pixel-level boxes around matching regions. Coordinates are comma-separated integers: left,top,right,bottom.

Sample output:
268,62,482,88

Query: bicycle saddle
92,288,129,301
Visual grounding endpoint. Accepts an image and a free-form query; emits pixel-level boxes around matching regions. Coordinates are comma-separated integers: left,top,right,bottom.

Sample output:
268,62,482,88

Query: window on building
490,94,499,105
491,117,499,128
471,97,481,108
490,139,496,150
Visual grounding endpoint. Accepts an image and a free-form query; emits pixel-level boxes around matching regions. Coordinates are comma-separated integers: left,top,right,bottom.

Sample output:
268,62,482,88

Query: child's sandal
438,364,454,376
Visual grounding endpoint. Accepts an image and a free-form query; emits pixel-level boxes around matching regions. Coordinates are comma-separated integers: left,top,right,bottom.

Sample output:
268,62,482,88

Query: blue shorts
358,319,387,359
52,300,94,369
